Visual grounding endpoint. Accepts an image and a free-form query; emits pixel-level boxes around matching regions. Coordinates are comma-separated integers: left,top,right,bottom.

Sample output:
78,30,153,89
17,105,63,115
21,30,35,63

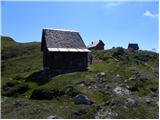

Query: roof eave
48,48,91,52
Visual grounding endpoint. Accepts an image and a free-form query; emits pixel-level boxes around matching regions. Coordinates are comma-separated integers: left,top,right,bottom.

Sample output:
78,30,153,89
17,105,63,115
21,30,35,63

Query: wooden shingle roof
41,28,90,52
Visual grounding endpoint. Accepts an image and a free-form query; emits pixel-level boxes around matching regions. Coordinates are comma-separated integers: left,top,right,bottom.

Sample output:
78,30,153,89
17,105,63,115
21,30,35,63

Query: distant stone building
41,28,90,73
88,40,105,50
128,43,139,50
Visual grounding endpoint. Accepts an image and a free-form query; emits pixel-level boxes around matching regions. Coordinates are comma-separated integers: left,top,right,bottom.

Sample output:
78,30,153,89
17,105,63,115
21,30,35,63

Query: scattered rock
79,83,85,87
128,67,138,74
88,86,92,89
76,81,86,86
96,72,107,83
97,72,107,78
128,76,136,81
112,75,122,82
145,98,158,106
116,74,120,77
145,98,152,104
74,95,93,105
93,84,98,89
88,84,97,89
124,80,128,83
113,87,130,96
87,81,96,86
123,105,128,110
104,99,115,106
126,98,137,107
95,107,118,119
47,115,58,119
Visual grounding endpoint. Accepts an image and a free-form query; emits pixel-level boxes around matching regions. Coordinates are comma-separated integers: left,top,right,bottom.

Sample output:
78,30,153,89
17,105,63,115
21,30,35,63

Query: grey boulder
74,95,93,105
126,98,137,106
47,115,58,119
113,87,130,96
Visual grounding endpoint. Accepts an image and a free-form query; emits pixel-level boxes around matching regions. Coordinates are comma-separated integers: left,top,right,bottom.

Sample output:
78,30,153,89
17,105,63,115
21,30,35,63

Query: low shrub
2,83,28,97
2,81,19,91
30,87,64,100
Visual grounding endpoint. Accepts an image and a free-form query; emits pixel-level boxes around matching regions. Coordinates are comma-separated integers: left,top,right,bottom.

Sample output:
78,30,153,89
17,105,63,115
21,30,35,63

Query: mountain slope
1,36,159,119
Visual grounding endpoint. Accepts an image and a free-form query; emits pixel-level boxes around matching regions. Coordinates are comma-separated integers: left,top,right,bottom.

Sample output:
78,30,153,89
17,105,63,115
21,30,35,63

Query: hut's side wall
43,48,51,68
89,43,104,50
128,45,139,50
45,52,88,72
95,44,104,50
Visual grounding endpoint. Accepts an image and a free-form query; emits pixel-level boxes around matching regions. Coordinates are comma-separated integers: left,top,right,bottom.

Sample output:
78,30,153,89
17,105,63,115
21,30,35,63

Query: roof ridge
43,28,78,32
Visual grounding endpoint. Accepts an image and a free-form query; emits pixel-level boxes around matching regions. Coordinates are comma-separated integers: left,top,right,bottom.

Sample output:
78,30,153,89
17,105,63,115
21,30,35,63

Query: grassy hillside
1,36,159,119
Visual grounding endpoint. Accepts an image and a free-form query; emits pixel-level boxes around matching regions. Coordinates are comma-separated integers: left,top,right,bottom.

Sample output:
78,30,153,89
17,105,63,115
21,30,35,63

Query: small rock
123,105,128,110
126,98,137,106
94,85,98,89
113,87,130,96
145,98,152,104
88,86,92,89
74,95,93,105
128,67,138,74
145,98,157,106
129,76,136,81
116,74,120,77
97,72,107,78
126,85,130,89
95,108,118,119
76,81,86,87
112,75,122,82
79,83,85,87
47,115,58,119
124,80,127,83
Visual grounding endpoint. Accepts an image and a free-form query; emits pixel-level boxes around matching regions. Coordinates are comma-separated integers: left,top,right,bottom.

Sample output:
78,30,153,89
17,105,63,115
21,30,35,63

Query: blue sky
1,1,159,51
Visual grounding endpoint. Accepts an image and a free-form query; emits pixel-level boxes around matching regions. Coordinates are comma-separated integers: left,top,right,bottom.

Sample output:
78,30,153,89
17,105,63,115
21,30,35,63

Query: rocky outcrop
113,87,130,96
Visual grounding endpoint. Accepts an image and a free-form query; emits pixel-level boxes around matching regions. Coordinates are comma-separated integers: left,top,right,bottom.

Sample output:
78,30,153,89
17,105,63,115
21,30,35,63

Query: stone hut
41,28,90,73
128,43,139,50
88,40,105,50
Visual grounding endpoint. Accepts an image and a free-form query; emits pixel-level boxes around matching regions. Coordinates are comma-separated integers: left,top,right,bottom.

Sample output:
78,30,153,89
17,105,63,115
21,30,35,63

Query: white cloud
104,2,123,8
143,10,158,18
